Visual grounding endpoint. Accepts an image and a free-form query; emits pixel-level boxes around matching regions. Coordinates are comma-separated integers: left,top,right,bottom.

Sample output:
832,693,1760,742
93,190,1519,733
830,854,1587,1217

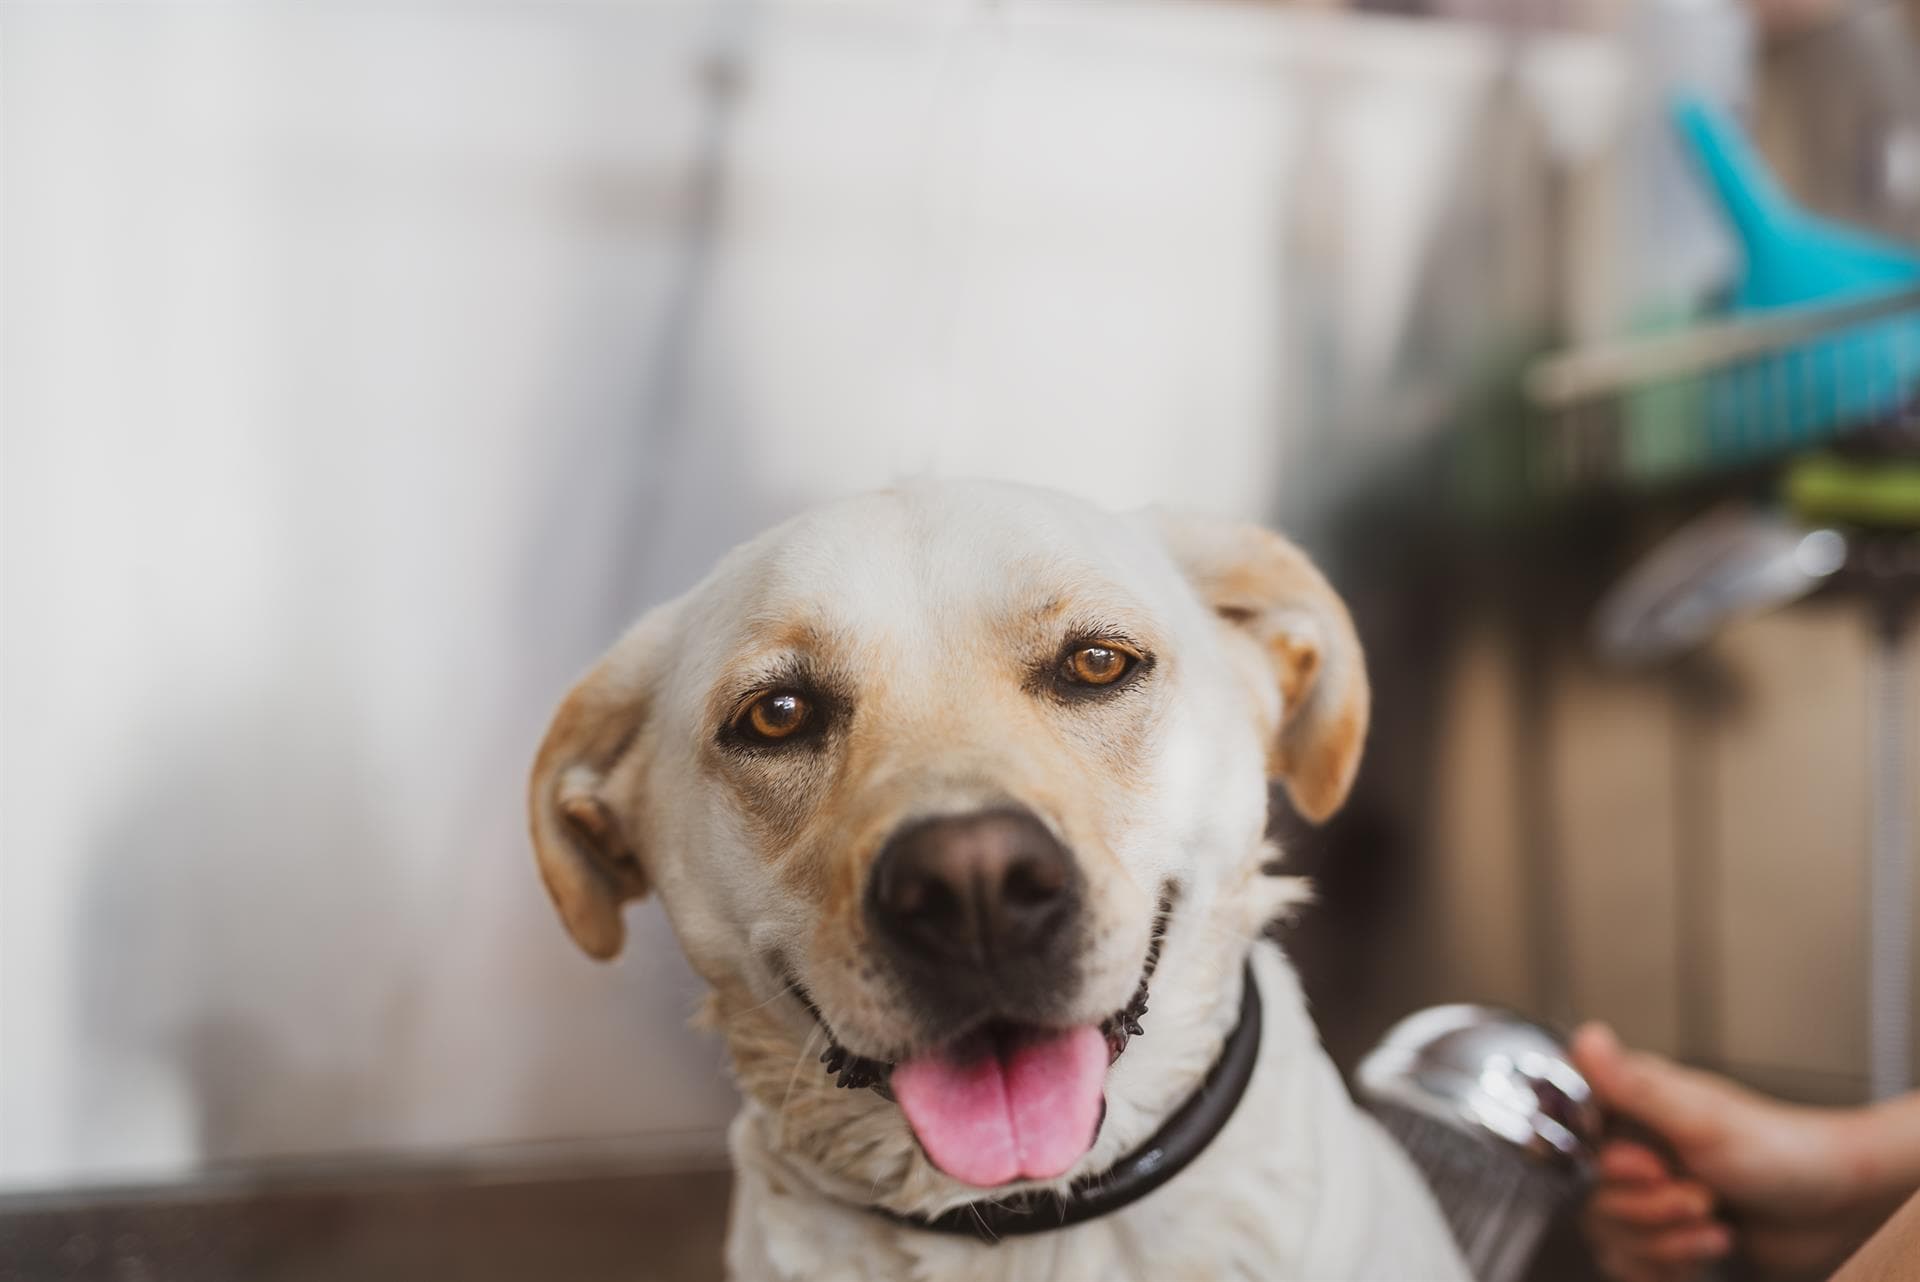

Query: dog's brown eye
742,691,813,741
1063,644,1133,687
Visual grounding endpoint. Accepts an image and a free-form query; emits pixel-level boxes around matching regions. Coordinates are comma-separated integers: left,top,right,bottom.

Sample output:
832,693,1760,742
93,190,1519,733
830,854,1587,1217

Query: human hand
1572,1023,1885,1282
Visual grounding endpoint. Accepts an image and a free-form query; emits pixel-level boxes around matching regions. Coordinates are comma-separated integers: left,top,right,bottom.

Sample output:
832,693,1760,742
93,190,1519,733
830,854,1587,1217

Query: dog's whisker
773,1023,826,1150
1182,915,1271,950
733,977,805,1021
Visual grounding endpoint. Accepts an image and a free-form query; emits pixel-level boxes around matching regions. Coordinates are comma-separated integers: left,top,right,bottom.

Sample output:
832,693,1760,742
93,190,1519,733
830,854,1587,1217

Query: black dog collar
877,959,1263,1244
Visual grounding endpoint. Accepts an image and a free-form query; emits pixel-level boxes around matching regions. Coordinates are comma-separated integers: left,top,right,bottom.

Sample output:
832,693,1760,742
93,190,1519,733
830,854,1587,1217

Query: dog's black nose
866,808,1082,971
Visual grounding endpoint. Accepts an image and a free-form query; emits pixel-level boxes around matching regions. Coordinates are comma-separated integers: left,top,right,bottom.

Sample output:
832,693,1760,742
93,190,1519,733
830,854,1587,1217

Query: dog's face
530,482,1366,1197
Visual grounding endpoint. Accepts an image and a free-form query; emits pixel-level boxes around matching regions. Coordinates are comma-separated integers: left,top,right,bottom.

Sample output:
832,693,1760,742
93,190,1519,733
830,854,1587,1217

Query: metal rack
1523,284,1920,495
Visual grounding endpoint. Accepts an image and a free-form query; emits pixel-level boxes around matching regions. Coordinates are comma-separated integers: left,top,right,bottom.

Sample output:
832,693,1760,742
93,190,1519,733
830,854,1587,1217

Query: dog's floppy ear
527,615,668,960
1155,512,1370,823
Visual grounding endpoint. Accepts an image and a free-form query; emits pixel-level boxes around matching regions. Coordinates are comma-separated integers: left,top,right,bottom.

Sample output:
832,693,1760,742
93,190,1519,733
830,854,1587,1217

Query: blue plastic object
1675,97,1920,307
1671,95,1920,451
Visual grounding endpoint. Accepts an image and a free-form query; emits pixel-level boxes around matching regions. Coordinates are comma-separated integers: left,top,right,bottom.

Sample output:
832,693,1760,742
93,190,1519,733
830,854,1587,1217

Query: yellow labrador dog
530,481,1466,1281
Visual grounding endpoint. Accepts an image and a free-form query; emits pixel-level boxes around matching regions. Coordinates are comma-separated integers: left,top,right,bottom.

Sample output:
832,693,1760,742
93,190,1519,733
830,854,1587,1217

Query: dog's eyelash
1059,620,1149,653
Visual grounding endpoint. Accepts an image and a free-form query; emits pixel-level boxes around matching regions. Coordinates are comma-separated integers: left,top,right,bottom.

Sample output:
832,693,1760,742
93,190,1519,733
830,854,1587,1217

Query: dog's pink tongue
891,1025,1107,1188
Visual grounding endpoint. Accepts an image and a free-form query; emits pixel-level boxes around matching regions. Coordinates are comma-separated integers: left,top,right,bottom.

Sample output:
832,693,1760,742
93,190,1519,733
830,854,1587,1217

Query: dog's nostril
1002,856,1066,908
886,868,959,922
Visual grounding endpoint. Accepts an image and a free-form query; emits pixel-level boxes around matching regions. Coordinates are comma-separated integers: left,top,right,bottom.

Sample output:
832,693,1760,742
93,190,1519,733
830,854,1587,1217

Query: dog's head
529,482,1365,1197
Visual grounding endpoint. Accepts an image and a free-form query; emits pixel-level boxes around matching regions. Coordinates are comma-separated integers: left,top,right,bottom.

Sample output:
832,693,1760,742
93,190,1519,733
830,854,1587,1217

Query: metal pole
1869,599,1913,1101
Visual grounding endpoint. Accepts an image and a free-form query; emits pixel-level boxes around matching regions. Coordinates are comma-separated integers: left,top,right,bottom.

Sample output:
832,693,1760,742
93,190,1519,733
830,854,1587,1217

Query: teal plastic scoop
1675,96,1920,307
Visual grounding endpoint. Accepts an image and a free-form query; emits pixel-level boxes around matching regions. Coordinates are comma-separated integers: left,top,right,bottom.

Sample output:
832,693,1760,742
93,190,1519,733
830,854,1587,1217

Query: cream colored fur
529,481,1468,1281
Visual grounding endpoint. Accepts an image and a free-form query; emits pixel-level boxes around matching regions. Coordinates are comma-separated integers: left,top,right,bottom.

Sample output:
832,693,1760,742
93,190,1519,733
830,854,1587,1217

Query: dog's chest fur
722,949,1468,1282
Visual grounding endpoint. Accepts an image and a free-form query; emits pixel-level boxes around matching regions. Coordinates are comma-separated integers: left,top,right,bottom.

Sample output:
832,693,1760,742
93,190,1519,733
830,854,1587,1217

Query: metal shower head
1593,506,1846,666
1359,1005,1603,1282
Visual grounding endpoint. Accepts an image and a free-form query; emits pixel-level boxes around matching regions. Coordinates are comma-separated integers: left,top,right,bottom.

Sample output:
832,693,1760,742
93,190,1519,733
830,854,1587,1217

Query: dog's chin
797,889,1172,1190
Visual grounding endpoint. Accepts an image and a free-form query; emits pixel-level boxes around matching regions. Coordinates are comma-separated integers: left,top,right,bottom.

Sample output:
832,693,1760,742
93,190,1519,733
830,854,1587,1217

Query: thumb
1571,1022,1726,1149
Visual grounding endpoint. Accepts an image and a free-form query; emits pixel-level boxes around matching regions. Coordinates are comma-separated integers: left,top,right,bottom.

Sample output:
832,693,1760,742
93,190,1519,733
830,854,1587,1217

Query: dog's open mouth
793,890,1172,1188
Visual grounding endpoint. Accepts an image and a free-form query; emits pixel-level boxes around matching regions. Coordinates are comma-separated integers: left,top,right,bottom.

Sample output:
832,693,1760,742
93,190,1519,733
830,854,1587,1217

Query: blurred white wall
1,0,1613,1188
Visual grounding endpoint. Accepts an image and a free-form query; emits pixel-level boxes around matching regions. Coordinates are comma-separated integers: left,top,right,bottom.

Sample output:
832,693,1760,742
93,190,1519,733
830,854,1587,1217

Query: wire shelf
1516,285,1920,496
